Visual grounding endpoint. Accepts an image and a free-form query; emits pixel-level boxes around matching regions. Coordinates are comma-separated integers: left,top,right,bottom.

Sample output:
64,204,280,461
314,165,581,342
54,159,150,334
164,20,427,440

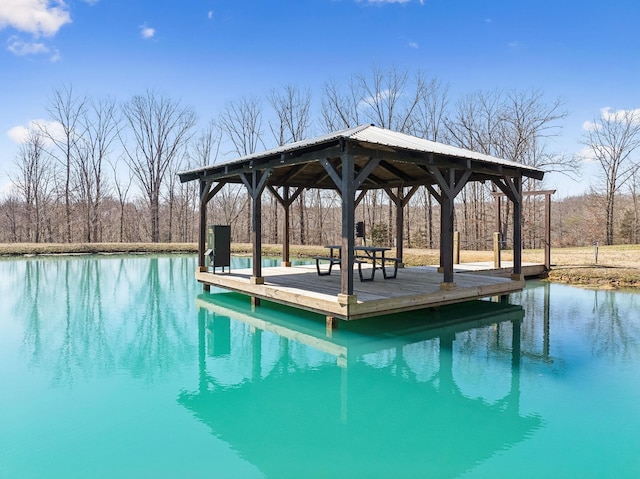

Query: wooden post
251,174,263,282
440,187,455,285
495,194,502,248
494,232,502,268
453,231,460,265
512,176,523,281
199,180,210,292
341,151,356,296
283,187,291,267
198,179,208,270
326,316,338,337
396,186,404,264
240,170,271,302
544,192,552,270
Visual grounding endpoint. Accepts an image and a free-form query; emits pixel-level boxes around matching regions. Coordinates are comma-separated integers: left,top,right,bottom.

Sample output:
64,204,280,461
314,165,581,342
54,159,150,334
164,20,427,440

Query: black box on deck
206,225,231,273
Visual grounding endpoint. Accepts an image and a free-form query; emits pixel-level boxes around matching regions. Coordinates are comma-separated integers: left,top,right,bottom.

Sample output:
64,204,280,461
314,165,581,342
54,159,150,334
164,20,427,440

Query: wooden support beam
198,180,209,271
545,192,552,270
511,175,523,280
494,232,502,268
355,189,367,207
354,157,381,190
241,169,272,286
340,151,356,296
429,167,471,287
453,231,460,265
320,158,342,189
283,187,291,266
266,185,301,267
396,187,404,264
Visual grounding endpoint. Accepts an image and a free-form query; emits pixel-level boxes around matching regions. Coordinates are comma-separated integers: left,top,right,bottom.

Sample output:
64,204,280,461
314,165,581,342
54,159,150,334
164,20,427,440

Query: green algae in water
0,256,639,478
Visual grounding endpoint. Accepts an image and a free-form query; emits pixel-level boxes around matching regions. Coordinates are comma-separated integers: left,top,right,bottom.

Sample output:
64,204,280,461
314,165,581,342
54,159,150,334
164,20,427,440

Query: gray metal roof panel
178,124,544,179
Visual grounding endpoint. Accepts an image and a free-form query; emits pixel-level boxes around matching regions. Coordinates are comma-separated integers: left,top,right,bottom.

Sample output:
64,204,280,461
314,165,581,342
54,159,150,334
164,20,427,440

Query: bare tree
218,96,264,242
41,84,87,242
218,96,264,156
192,119,222,167
268,84,312,145
269,84,313,244
110,158,132,242
583,107,640,244
76,97,119,242
11,130,54,242
121,90,197,242
320,77,362,132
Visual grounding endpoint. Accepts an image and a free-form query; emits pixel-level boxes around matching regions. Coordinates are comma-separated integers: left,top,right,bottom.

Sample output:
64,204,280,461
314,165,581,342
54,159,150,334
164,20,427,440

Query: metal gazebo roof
178,124,544,188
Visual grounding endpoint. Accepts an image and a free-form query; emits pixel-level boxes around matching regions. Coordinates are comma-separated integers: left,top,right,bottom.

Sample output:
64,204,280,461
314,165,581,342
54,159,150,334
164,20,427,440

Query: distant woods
2,67,640,248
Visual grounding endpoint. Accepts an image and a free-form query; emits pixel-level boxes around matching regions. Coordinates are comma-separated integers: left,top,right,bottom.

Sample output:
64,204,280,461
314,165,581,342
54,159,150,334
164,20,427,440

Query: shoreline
1,242,638,290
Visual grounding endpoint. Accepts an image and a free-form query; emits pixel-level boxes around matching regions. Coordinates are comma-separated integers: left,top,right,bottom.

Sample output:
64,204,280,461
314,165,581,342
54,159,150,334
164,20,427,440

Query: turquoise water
0,255,639,478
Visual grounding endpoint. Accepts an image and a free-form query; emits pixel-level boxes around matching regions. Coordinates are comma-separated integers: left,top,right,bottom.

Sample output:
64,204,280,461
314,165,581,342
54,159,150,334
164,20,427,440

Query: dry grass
2,242,639,289
0,242,198,256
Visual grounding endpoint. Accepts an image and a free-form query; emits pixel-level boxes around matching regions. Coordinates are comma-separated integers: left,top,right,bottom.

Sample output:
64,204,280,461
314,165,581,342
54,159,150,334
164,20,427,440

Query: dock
196,264,525,321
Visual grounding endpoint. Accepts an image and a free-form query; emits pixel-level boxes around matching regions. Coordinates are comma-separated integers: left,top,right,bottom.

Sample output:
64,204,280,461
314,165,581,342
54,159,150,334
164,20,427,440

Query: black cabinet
206,225,231,273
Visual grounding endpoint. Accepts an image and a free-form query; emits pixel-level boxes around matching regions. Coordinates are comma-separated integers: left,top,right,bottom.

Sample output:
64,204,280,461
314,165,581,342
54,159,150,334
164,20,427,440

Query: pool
0,255,638,478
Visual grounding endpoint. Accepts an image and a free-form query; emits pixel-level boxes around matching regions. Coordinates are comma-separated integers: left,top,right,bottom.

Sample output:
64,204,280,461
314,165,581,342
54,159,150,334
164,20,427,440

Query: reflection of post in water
510,317,522,414
439,331,455,397
198,308,206,395
543,282,550,359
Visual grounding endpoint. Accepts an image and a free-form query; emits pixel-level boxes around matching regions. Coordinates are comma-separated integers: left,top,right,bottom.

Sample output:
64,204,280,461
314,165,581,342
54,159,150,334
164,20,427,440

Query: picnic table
313,245,399,281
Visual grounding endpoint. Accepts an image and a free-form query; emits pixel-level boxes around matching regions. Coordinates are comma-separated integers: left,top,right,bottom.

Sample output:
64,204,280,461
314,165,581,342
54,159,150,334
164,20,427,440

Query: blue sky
1,0,639,197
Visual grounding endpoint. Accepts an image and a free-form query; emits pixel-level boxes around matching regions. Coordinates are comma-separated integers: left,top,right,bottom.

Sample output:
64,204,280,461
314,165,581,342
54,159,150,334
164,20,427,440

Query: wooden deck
195,264,525,320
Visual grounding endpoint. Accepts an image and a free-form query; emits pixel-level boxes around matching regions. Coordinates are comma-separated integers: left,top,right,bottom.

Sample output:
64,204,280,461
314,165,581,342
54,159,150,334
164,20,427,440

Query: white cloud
6,34,60,60
408,40,419,49
508,41,519,48
7,119,65,144
140,23,155,39
49,47,60,61
0,0,71,37
7,35,48,55
208,10,213,20
600,106,640,124
582,120,599,132
577,145,596,163
582,107,640,132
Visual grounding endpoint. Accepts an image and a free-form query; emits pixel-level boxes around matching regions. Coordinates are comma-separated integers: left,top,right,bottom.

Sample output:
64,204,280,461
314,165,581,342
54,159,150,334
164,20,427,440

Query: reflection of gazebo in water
179,294,542,478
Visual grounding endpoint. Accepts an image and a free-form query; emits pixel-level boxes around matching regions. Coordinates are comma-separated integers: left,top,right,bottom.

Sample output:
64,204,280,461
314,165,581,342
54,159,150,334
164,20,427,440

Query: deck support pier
326,316,338,336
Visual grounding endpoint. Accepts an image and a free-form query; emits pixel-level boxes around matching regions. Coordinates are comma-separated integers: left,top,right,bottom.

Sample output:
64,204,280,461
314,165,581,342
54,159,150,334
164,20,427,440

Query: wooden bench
313,256,341,276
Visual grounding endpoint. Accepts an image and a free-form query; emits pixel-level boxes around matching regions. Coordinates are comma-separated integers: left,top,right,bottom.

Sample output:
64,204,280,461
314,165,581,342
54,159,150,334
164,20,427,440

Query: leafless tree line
2,67,639,248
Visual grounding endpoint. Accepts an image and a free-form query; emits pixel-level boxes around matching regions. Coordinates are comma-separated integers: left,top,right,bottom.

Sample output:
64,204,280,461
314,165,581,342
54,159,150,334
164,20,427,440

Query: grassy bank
1,242,639,289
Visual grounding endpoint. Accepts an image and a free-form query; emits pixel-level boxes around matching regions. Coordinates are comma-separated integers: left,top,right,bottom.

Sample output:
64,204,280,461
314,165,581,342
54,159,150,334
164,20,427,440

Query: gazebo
178,124,544,322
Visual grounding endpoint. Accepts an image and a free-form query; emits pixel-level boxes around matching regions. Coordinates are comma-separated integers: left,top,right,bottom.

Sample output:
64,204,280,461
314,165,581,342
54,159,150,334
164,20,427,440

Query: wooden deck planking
195,264,524,320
